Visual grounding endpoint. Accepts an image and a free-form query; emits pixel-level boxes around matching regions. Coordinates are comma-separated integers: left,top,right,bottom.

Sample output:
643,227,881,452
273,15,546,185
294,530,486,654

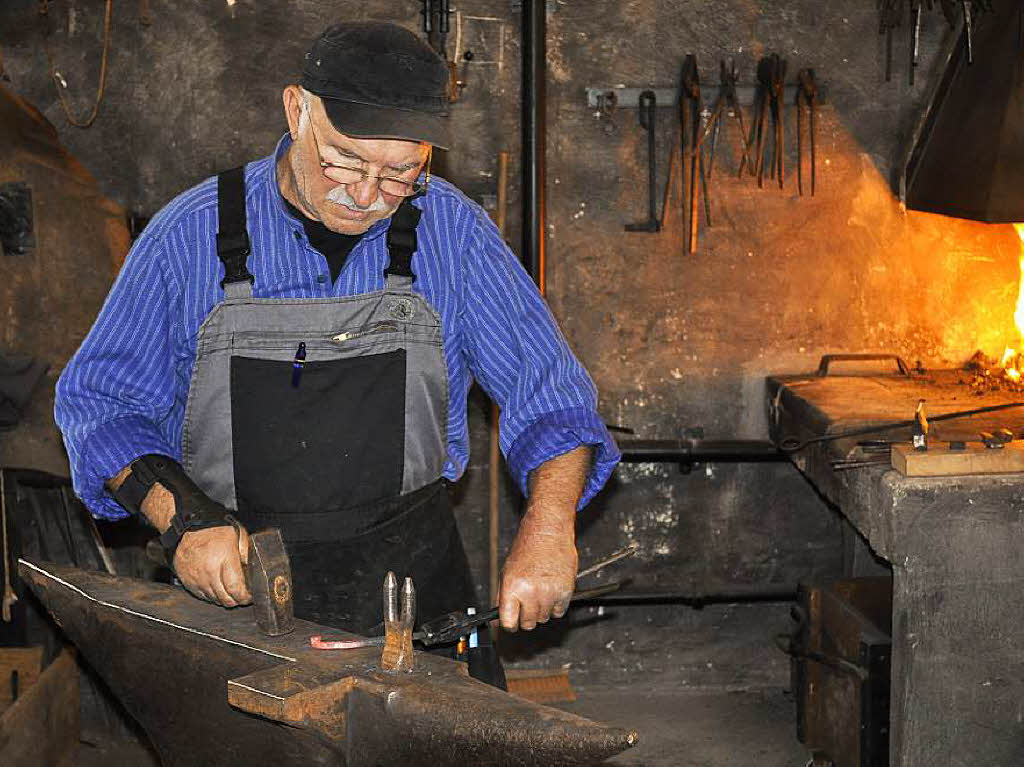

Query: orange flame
999,224,1024,381
1015,224,1024,335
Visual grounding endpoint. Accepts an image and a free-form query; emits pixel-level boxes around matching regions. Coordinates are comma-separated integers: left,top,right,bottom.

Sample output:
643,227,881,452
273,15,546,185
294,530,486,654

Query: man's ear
282,85,303,140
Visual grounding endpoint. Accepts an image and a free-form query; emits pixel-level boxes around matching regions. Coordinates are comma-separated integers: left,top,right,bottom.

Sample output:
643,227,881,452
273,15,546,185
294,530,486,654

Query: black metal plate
0,182,33,256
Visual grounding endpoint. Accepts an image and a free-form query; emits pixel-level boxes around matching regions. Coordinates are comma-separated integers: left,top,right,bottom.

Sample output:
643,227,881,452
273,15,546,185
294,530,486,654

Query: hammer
147,527,295,636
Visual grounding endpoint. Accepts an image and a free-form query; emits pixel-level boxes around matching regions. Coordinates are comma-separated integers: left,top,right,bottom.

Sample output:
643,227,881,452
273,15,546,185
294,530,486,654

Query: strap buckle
216,232,254,288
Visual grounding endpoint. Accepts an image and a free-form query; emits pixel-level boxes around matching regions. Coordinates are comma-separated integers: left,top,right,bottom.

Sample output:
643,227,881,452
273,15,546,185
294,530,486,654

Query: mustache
325,184,391,213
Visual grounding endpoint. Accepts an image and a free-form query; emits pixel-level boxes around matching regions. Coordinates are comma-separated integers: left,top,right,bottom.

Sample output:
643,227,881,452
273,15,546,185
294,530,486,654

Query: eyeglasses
308,121,431,197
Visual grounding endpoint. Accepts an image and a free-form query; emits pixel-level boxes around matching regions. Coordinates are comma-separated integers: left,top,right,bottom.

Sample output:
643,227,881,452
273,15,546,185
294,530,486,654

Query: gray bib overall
180,167,477,636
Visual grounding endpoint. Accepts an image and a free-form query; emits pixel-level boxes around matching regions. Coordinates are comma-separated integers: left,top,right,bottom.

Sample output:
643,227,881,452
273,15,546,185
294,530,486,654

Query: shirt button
316,274,326,284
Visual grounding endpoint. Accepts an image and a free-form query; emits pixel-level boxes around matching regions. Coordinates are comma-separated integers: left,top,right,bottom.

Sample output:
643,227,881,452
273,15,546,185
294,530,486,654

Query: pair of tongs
311,542,638,650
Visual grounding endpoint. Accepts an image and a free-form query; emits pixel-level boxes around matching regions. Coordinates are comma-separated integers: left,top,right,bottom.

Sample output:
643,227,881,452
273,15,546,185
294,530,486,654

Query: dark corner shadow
497,608,619,663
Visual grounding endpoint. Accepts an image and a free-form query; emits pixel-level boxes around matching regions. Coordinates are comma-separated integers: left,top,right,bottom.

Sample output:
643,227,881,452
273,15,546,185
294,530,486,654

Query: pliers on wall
795,68,818,197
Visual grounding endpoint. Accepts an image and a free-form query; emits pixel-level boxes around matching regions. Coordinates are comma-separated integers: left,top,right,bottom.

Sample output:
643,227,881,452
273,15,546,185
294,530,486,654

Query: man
55,22,618,676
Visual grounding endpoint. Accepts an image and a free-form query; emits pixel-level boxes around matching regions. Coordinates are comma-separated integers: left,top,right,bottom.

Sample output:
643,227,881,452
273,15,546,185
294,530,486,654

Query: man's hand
107,463,252,608
497,445,591,632
173,524,252,607
498,512,577,631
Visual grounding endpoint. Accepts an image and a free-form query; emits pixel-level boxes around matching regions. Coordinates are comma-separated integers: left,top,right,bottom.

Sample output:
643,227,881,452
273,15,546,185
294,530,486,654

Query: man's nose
347,177,380,208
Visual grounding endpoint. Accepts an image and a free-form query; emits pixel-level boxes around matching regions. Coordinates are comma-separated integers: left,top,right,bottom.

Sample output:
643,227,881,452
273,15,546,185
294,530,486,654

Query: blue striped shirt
55,135,620,520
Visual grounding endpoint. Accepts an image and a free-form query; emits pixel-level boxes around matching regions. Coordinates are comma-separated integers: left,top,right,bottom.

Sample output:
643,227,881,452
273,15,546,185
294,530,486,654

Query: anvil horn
18,558,638,766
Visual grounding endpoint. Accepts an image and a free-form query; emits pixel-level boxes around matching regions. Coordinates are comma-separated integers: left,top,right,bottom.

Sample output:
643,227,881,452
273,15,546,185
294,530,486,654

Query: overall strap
384,194,423,290
216,166,254,299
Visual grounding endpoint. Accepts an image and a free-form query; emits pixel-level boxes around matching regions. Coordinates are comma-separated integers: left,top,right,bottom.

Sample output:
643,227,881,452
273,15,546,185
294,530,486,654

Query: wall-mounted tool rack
585,84,827,111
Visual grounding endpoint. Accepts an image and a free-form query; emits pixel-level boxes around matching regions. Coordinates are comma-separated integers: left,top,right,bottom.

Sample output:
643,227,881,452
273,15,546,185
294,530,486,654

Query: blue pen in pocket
291,342,306,388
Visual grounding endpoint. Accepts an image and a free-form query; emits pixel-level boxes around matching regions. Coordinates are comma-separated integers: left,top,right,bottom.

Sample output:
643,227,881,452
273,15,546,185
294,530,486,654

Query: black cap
300,22,451,150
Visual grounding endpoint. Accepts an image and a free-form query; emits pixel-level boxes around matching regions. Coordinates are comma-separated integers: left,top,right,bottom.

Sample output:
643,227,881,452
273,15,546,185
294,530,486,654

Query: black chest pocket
230,349,406,516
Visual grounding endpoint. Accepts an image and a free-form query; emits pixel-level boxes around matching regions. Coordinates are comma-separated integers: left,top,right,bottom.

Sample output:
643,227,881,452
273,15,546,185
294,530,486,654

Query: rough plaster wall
536,0,1021,679
2,0,1020,684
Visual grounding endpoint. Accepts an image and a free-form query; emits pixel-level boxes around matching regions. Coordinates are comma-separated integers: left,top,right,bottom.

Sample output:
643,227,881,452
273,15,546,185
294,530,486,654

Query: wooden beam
0,649,79,767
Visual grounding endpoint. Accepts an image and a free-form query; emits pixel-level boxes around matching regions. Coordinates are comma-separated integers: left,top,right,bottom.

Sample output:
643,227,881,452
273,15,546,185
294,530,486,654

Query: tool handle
465,582,624,635
816,353,911,377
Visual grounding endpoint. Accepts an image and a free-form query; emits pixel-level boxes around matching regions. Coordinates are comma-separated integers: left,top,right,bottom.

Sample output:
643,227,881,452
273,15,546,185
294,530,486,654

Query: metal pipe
616,438,786,463
522,0,546,293
489,150,509,614
574,585,797,607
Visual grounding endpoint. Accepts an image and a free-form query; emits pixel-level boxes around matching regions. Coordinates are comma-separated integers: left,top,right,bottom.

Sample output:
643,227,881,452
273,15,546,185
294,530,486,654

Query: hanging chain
40,0,115,128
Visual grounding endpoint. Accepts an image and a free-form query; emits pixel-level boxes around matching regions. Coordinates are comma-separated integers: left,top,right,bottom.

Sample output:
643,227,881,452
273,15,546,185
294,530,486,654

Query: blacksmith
54,21,618,683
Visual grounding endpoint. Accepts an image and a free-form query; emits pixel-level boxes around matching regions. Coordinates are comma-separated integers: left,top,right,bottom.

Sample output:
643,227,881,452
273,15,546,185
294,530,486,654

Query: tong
680,55,703,254
795,68,818,197
310,543,639,650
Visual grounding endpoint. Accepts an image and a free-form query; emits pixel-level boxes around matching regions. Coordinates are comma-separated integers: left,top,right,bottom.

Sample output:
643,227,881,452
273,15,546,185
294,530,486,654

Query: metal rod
617,438,786,462
645,95,657,223
576,542,639,579
489,150,509,614
574,585,798,606
522,0,545,293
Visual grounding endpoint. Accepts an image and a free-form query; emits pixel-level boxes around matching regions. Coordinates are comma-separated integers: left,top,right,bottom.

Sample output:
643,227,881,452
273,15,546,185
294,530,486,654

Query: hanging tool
310,542,639,650
679,55,702,254
900,0,994,85
751,57,772,186
422,0,462,101
1,470,17,622
796,68,818,197
767,54,787,189
660,127,680,231
39,0,114,128
625,91,661,233
752,55,786,189
698,107,712,227
704,60,753,182
422,0,451,54
910,0,923,85
879,0,904,83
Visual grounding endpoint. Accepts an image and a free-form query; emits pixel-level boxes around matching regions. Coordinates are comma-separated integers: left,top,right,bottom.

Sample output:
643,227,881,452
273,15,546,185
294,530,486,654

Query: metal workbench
767,363,1024,767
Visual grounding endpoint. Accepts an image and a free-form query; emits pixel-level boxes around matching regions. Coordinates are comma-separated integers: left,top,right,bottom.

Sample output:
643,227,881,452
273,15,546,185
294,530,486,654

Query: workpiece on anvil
17,558,638,767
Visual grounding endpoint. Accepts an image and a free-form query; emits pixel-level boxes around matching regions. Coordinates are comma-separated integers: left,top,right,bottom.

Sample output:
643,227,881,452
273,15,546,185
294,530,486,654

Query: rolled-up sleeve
459,210,620,508
55,231,179,520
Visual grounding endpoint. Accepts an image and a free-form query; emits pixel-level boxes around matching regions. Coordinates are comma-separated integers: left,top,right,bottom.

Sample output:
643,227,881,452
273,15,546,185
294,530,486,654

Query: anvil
18,558,638,766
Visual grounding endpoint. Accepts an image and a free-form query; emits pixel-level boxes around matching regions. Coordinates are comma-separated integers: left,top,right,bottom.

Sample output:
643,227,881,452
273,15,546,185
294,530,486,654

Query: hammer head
245,529,294,636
